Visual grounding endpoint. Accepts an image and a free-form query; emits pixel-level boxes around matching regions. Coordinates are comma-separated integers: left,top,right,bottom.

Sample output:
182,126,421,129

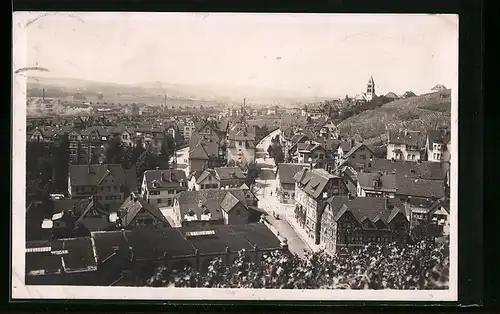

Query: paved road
253,129,311,257
170,146,190,176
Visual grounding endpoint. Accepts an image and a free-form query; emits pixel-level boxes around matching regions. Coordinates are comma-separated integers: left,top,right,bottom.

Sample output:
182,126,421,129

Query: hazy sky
17,13,458,96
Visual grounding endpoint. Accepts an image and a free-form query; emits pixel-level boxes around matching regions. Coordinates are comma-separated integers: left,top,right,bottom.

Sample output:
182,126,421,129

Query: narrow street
254,129,312,257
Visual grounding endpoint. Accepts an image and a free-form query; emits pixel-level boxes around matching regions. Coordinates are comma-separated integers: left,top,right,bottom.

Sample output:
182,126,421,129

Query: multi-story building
189,167,246,191
407,197,450,240
293,168,348,244
276,163,308,203
226,122,256,166
67,164,137,212
184,119,197,139
386,130,424,161
320,195,409,254
172,189,260,227
116,192,171,229
425,129,451,162
140,169,188,207
356,172,397,198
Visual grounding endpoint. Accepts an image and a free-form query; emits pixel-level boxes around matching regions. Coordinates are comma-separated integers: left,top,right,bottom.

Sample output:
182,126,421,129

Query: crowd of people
146,237,450,290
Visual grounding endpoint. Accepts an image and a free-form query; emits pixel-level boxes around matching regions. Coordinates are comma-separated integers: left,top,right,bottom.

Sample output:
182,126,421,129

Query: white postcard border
12,12,459,301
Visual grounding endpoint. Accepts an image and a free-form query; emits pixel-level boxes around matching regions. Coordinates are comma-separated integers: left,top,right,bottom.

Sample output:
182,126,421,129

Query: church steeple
366,75,376,101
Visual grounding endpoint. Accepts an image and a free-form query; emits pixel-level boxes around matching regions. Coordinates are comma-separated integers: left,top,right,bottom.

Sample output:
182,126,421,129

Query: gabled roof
176,188,250,222
293,168,340,199
119,193,170,228
143,169,188,190
427,129,451,146
196,169,217,185
214,167,245,181
385,92,399,99
343,143,374,159
69,164,126,187
219,192,244,213
365,158,445,180
431,84,447,91
277,163,309,185
323,196,406,226
387,130,424,147
357,172,397,192
396,177,445,199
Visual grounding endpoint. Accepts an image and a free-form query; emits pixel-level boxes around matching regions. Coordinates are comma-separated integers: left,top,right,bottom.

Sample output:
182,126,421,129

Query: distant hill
338,90,452,145
26,76,339,106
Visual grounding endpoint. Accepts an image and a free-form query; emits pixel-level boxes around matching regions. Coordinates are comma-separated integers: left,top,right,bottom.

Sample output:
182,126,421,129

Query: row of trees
103,134,178,185
146,238,449,290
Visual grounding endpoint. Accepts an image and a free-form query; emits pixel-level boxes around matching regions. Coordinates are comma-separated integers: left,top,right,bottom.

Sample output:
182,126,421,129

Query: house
356,172,397,198
215,167,246,189
425,129,451,162
395,176,446,202
190,168,220,191
400,91,417,98
226,122,256,166
111,128,134,148
27,223,286,286
184,119,197,139
431,84,447,92
386,130,424,161
341,142,375,169
407,197,450,239
115,192,171,229
294,141,329,170
140,169,188,206
188,141,224,173
364,158,447,181
172,189,260,227
25,237,98,285
286,133,312,160
67,164,137,212
336,140,358,166
320,195,409,254
384,92,399,101
275,163,308,203
293,168,348,244
68,127,112,164
316,119,339,140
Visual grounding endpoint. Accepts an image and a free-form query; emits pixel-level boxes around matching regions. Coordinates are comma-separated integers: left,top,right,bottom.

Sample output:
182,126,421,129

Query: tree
245,162,260,189
160,134,176,166
104,134,124,164
135,150,160,183
145,238,450,290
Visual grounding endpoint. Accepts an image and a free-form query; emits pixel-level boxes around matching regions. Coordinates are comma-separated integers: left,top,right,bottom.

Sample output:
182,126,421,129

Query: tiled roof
396,177,445,199
357,172,397,192
385,92,399,99
427,129,451,145
293,168,340,199
214,167,245,180
119,193,170,228
324,196,405,226
196,169,217,185
219,192,243,213
366,158,446,180
177,189,248,221
343,143,374,159
69,164,126,187
25,237,97,276
144,169,188,190
277,163,309,185
388,130,424,146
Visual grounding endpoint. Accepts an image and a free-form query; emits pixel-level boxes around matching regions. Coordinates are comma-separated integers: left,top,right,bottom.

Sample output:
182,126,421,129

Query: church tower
366,75,376,101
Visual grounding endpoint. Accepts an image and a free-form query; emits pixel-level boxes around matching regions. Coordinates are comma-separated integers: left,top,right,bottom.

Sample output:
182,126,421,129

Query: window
157,199,161,204
238,141,242,146
167,199,172,206
352,153,356,158
235,209,241,215
168,190,174,194
361,154,366,160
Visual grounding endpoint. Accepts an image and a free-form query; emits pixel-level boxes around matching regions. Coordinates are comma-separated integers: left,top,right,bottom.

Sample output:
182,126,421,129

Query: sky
16,12,458,97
